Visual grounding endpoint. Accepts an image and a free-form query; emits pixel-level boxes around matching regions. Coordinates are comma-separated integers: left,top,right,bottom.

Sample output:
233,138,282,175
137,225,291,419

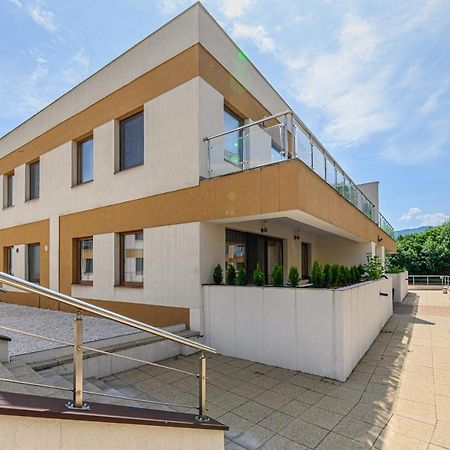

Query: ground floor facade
0,215,388,332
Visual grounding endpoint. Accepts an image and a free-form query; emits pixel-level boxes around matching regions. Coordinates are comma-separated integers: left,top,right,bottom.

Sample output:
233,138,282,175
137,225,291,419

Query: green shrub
237,267,247,286
323,264,332,288
212,264,223,285
253,263,265,286
338,265,349,285
357,264,365,279
226,264,236,285
350,266,360,284
311,260,324,288
288,266,300,287
364,255,383,280
271,264,284,286
331,264,340,286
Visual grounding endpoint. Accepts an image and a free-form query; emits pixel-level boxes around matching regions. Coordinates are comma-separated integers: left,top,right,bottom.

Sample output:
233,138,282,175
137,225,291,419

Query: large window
28,160,40,200
4,171,14,208
224,109,244,165
77,137,93,184
78,238,93,284
120,111,144,171
5,246,14,276
27,243,40,284
225,229,283,284
120,231,144,286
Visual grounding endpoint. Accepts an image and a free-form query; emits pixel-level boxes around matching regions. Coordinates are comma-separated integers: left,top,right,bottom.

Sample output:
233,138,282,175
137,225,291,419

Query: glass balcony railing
204,111,395,238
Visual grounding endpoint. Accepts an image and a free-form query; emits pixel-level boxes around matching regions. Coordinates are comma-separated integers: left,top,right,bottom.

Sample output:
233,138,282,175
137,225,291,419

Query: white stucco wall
203,278,393,381
387,271,408,302
316,236,376,267
0,415,224,450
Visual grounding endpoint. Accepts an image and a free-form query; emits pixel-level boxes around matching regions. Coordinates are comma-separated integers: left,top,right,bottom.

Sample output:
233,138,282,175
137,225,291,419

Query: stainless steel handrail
0,378,196,410
0,272,215,353
408,275,450,286
0,271,214,419
0,324,196,377
204,110,396,231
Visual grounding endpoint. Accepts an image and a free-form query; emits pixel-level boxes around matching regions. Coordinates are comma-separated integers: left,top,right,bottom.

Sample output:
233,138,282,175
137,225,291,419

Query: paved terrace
102,290,450,449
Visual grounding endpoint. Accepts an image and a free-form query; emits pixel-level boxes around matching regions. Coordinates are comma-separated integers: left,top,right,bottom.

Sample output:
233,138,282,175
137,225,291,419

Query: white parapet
203,278,393,382
387,271,408,302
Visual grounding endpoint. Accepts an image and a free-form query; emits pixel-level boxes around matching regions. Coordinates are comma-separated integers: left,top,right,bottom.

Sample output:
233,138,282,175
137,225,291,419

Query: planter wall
203,278,393,381
386,271,408,302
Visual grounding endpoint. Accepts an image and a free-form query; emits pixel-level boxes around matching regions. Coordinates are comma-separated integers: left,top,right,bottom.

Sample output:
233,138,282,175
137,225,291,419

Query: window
224,109,244,165
5,247,14,276
27,243,40,284
4,172,15,208
77,137,93,184
120,111,144,171
225,229,246,272
120,231,144,286
225,229,283,284
78,238,93,284
28,160,40,200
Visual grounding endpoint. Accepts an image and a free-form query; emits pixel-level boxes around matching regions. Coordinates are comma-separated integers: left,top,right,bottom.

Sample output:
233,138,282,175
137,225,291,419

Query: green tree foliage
253,263,265,286
226,264,236,285
288,266,300,287
271,264,284,286
237,267,247,286
364,255,383,281
311,261,324,288
331,264,340,286
386,222,450,275
323,264,333,288
213,264,223,285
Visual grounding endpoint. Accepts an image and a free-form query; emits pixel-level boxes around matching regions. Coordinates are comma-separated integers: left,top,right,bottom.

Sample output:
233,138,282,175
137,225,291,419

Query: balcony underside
201,159,396,252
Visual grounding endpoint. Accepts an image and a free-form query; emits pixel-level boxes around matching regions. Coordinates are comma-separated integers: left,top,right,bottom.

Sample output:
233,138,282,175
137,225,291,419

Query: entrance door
301,242,310,279
246,233,266,283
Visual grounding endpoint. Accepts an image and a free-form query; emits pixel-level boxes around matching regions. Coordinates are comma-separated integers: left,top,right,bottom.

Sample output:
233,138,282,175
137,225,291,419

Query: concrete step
0,362,29,394
5,361,66,398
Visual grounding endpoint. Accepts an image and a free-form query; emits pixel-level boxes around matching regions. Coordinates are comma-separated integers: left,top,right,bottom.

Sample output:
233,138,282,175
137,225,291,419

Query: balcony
204,111,395,239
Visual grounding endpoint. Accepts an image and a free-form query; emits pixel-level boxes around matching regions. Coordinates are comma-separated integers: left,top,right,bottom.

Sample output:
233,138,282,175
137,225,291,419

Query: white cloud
232,23,275,54
8,0,22,7
400,207,449,226
28,2,57,32
220,0,254,19
157,0,192,14
288,13,395,147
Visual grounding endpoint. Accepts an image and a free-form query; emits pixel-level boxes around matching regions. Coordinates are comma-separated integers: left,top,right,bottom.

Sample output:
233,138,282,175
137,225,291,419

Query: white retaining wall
387,271,408,302
203,278,393,381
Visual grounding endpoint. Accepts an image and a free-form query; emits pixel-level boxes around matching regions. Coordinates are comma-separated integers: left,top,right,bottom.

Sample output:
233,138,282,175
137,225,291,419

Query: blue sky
1,0,449,230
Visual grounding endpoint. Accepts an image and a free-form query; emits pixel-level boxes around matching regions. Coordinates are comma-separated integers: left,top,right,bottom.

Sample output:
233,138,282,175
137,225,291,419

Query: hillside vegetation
387,222,450,275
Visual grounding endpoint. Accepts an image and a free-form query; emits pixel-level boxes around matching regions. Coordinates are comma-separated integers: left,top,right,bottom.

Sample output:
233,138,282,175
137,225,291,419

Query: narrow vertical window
77,137,93,184
5,171,15,207
28,160,40,200
78,238,93,284
5,247,14,276
224,109,244,165
120,231,144,286
120,111,144,171
27,243,40,284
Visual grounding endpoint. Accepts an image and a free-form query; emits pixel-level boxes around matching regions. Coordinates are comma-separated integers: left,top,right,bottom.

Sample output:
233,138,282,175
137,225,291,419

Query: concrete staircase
0,324,202,411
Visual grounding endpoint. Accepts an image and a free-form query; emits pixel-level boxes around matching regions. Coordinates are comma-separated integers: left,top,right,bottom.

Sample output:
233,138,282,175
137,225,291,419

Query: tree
386,222,450,275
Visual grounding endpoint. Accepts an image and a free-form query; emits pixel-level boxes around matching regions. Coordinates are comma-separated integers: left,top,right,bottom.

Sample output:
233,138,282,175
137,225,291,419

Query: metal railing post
283,114,288,159
196,351,209,422
310,137,314,169
67,312,89,410
291,114,297,158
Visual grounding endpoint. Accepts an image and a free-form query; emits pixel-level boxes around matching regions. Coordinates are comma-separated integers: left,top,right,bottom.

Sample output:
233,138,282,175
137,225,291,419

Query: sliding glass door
226,229,283,284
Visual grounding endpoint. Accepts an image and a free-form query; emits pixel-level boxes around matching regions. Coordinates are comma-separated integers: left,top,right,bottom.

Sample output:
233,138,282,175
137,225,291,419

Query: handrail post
67,312,89,410
196,351,209,422
291,114,297,158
